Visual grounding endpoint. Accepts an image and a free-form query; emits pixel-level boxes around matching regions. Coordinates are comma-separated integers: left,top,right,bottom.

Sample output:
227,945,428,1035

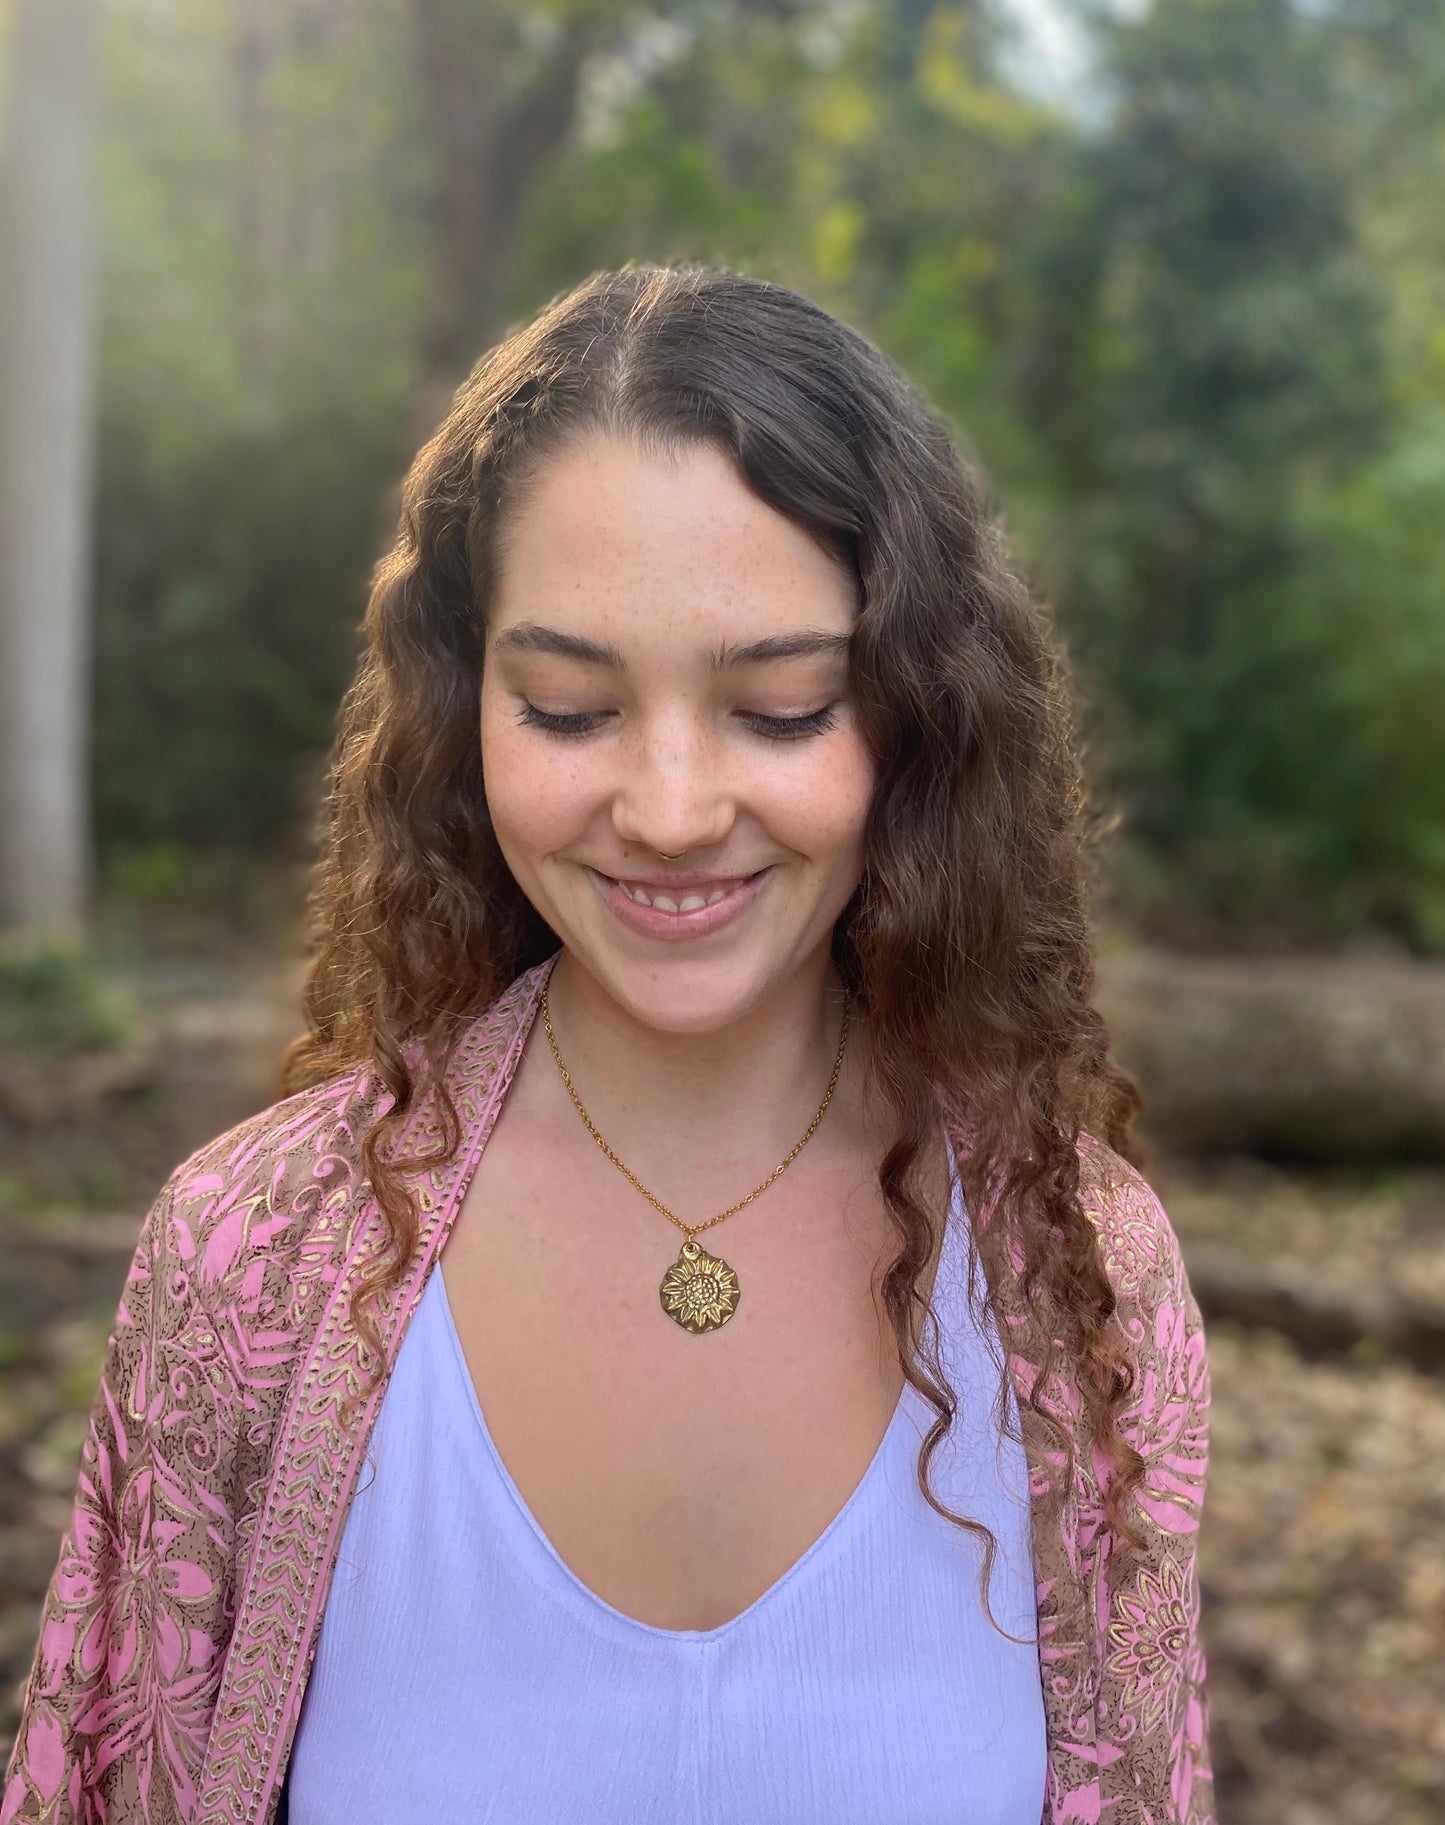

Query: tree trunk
0,0,100,938
233,0,288,383
410,0,591,437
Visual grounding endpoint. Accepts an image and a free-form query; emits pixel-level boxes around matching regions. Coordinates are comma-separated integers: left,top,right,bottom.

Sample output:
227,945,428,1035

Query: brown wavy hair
282,260,1149,1642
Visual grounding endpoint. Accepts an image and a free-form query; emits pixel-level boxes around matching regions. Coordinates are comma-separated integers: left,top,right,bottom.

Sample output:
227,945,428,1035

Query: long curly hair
282,261,1149,1642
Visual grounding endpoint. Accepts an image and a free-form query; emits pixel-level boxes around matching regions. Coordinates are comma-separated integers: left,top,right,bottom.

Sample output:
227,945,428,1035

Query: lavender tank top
284,1166,1046,1823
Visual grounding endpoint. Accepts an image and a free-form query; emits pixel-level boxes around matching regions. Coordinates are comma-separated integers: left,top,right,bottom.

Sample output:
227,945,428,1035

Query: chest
437,1120,945,1634
285,1186,1049,1824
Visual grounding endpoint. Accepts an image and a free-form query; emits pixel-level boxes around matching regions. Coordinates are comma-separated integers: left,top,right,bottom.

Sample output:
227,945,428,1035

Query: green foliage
93,355,406,846
998,0,1441,944
92,0,427,850
0,941,133,1059
85,0,1445,948
1250,414,1445,944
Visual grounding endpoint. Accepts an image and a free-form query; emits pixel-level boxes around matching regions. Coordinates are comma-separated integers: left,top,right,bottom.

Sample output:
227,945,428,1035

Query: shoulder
142,959,552,1302
92,1064,395,1523
168,1060,385,1191
1076,1130,1193,1312
145,1061,390,1306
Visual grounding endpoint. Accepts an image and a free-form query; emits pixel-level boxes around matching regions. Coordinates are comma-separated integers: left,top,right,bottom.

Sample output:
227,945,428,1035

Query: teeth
617,880,738,911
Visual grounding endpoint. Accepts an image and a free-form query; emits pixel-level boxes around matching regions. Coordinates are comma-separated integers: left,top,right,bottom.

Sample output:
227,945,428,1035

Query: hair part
283,261,1149,1642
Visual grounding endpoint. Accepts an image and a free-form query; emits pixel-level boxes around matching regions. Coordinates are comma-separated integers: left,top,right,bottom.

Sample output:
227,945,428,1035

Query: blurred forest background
1,1,1443,1820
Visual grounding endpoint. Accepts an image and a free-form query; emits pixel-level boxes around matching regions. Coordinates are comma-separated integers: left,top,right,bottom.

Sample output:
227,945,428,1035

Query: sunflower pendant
659,1238,740,1334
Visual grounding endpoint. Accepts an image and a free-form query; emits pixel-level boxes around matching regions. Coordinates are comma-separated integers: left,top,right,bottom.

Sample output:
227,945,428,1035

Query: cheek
760,736,875,865
480,703,598,855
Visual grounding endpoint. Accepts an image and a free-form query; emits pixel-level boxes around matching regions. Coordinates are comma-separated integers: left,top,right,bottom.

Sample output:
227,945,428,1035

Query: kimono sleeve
2,1170,225,1825
1085,1152,1216,1825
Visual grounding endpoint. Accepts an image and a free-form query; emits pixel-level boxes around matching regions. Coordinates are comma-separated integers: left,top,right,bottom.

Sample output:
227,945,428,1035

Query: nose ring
656,850,687,862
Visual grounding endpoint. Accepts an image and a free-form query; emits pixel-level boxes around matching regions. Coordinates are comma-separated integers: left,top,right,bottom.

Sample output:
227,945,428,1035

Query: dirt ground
1,947,1442,1823
1153,1158,1445,1824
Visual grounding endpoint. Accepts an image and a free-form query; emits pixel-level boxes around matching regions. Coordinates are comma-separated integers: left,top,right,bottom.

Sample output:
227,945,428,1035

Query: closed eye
514,703,840,740
516,704,610,737
739,705,839,741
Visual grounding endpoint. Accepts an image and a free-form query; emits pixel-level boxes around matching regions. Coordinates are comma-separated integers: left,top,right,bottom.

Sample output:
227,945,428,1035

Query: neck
539,949,865,1190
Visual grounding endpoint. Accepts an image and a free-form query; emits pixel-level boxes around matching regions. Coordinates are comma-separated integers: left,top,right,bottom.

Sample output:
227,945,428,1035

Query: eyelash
516,703,840,742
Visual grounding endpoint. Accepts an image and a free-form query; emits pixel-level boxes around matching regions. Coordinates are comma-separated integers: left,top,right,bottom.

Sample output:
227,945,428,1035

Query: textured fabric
1,952,1215,1825
283,1169,1046,1825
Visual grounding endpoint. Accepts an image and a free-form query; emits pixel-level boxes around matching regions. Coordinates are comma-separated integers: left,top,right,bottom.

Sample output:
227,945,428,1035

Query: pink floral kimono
2,956,1214,1824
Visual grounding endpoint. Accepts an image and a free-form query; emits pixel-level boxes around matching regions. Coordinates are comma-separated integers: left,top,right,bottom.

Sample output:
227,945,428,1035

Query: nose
609,710,735,857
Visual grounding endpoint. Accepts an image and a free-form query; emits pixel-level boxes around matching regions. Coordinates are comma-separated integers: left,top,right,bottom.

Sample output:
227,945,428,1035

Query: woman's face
480,435,875,1034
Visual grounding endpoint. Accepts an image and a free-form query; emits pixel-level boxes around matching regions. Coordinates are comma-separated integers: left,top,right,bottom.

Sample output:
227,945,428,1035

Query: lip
588,866,772,941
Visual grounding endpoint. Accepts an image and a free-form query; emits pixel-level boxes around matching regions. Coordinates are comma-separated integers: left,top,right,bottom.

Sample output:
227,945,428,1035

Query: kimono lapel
950,1131,1104,1824
194,958,556,1825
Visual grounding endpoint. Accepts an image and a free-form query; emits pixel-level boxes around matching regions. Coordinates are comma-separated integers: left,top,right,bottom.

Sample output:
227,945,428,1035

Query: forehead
489,436,857,643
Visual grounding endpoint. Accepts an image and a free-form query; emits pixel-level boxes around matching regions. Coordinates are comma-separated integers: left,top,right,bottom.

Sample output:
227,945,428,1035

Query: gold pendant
659,1238,740,1334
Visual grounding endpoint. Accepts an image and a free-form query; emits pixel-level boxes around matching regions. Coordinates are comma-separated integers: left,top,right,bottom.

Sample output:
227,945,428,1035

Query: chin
593,952,777,1034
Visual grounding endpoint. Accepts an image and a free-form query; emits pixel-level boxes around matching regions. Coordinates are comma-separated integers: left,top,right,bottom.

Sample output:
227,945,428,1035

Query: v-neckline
436,1258,923,1643
429,1165,965,1646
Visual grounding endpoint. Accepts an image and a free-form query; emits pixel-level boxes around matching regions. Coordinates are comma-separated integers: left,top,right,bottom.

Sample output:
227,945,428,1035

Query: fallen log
1095,949,1445,1163
1183,1240,1445,1374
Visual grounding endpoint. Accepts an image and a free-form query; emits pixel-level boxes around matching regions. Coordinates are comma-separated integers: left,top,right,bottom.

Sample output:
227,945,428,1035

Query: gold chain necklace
540,977,852,1335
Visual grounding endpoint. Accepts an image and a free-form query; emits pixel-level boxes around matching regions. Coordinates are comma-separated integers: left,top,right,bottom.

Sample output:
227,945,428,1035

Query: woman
3,263,1213,1825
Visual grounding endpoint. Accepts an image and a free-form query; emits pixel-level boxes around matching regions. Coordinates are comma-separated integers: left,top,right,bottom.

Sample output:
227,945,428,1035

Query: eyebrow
490,622,851,671
711,630,852,670
491,623,625,668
